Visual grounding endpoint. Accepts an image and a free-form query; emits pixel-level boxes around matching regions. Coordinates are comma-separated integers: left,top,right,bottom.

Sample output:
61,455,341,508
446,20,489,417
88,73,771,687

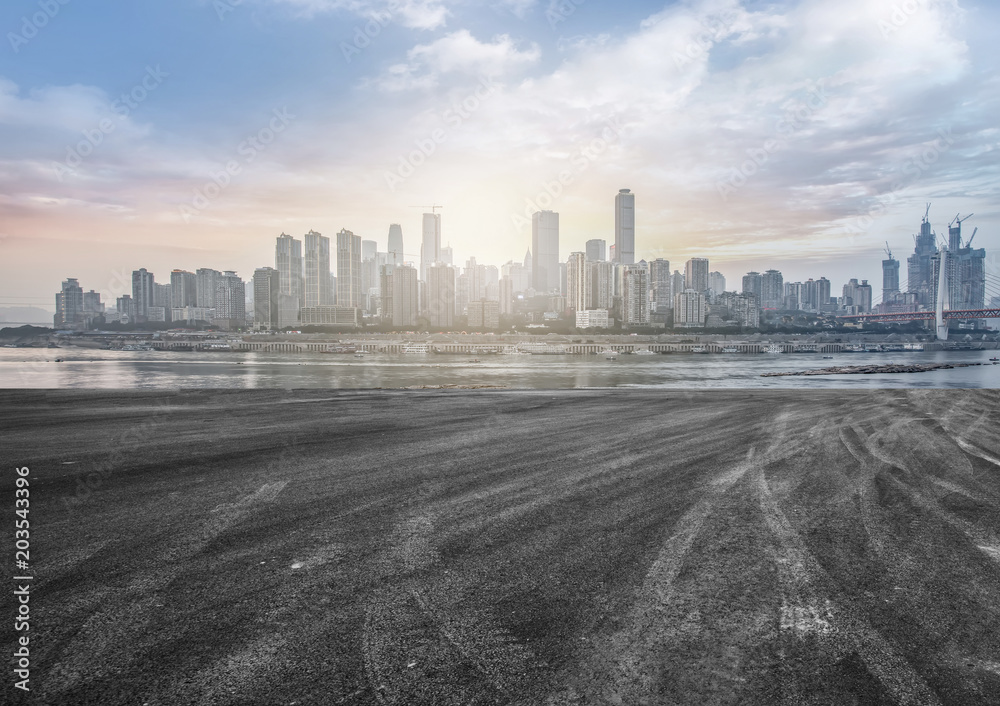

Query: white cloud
267,0,452,29
372,29,541,90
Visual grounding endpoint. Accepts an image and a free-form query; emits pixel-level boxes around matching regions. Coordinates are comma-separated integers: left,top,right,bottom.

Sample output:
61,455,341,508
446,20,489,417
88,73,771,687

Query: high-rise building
304,230,332,308
131,268,155,322
761,270,783,309
82,290,103,328
439,245,453,266
669,270,686,306
170,270,197,309
116,295,135,324
214,271,246,329
614,189,635,264
501,259,531,294
467,300,499,329
275,233,304,310
907,209,938,308
499,276,514,317
566,252,589,312
784,282,803,311
336,228,362,309
674,290,706,328
685,258,709,294
742,272,763,303
426,263,455,329
387,224,404,266
589,260,615,310
420,212,441,281
708,271,726,297
531,210,560,293
649,258,671,312
253,267,280,330
944,218,986,311
882,253,900,302
620,263,649,328
586,239,607,262
54,278,84,328
196,268,220,309
391,264,418,328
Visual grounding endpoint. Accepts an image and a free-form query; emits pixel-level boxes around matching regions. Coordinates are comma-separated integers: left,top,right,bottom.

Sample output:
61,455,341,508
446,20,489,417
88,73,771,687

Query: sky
1,0,999,313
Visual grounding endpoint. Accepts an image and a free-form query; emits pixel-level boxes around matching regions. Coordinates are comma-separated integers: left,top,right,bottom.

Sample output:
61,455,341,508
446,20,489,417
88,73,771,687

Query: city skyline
2,0,999,312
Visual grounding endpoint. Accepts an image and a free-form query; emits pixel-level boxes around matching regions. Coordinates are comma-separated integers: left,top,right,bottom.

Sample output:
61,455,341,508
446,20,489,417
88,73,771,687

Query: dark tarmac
3,388,1000,705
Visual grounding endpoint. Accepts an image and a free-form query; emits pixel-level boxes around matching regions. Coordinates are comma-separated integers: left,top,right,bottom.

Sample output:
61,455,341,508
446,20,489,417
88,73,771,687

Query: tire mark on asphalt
756,450,942,706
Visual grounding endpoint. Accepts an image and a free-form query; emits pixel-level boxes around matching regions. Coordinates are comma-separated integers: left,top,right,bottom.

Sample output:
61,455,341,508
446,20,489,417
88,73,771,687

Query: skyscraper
649,259,671,313
387,224,404,266
531,210,559,293
336,228,362,309
214,271,246,329
566,252,589,312
304,230,332,308
674,290,706,328
427,263,455,329
196,268,221,309
620,264,649,327
420,212,441,281
614,189,635,264
275,233,303,309
170,270,197,309
131,268,155,322
391,264,418,328
742,272,763,304
708,271,727,296
761,270,784,309
586,239,607,262
685,258,709,294
253,267,280,330
907,209,938,308
439,245,453,266
54,278,84,328
882,253,900,302
589,260,615,310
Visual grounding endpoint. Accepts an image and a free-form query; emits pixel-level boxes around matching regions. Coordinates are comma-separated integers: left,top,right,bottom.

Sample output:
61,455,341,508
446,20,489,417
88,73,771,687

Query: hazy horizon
2,0,998,309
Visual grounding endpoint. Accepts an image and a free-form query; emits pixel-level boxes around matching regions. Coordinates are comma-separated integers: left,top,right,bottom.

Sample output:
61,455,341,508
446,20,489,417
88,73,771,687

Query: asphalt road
3,388,1000,705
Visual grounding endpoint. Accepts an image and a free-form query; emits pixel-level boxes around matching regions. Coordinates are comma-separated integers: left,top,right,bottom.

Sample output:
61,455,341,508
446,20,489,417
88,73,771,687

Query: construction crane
967,227,978,248
408,205,444,214
884,241,894,260
924,203,931,223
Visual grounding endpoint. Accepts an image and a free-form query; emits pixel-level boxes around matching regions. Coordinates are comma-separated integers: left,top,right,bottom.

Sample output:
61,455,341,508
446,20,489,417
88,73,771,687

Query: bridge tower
936,250,949,341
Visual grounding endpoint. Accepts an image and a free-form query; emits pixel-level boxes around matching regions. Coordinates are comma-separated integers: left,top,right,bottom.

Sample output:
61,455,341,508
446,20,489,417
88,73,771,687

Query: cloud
267,0,451,29
372,29,541,90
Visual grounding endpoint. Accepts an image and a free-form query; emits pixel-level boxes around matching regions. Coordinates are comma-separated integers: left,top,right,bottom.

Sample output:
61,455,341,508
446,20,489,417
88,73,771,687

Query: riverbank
763,362,988,376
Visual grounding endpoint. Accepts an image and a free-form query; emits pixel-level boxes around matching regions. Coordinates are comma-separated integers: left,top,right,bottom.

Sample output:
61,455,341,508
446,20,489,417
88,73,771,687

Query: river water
1,347,998,389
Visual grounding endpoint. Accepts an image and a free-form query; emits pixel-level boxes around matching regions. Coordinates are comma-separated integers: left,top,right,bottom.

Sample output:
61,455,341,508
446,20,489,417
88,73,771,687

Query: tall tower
253,267,280,330
275,233,303,308
531,210,559,293
566,252,589,312
54,278,84,328
131,268,155,321
907,206,938,308
620,264,649,327
761,270,783,309
303,230,332,308
420,212,441,281
336,228,363,309
387,224,404,266
586,239,607,262
614,189,635,265
649,258,671,313
684,258,709,294
427,263,455,328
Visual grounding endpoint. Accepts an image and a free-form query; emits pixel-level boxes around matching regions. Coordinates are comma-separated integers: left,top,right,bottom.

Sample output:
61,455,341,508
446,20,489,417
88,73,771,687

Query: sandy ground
2,388,1000,705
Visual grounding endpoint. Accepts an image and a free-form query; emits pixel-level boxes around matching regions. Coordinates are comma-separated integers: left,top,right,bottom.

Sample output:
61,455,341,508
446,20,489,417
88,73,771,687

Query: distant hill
0,324,52,339
0,306,52,324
